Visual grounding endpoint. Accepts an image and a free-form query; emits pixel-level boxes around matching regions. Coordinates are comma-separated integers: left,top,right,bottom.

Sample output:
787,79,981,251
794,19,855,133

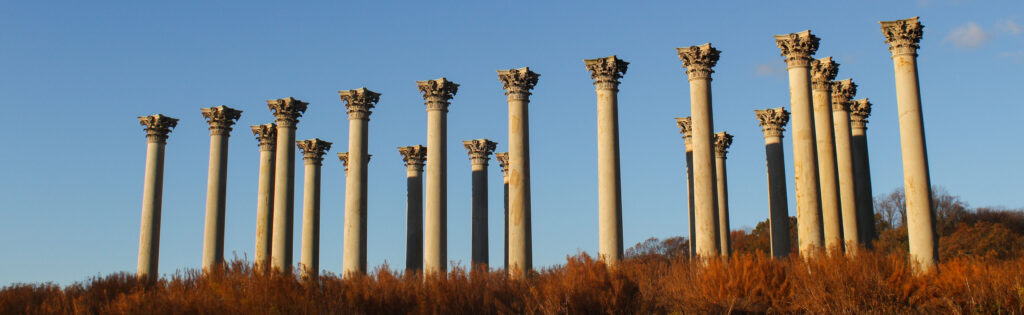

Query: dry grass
3,250,1023,314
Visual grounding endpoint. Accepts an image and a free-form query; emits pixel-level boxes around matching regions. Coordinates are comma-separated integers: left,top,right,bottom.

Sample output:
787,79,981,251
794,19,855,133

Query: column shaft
851,123,877,246
471,163,488,266
503,175,509,270
765,136,791,257
834,108,860,250
424,109,446,273
715,154,730,257
685,147,696,258
343,118,368,274
254,147,275,269
300,161,321,277
508,97,531,274
137,140,166,280
689,77,718,259
812,87,843,253
787,66,824,256
202,133,229,269
405,166,423,271
271,123,296,271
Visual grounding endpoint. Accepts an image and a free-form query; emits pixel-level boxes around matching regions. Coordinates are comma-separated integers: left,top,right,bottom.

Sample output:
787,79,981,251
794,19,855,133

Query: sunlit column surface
268,97,308,272
417,78,459,275
498,67,540,277
338,88,381,276
200,106,242,271
713,132,733,258
136,114,178,282
674,117,697,259
297,139,331,278
251,124,276,270
810,57,843,254
584,55,628,265
830,79,860,252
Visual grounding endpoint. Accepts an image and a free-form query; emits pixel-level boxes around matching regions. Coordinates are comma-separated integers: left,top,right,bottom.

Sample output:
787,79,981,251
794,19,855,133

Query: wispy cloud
999,50,1024,63
997,20,1021,35
944,22,991,49
754,62,784,77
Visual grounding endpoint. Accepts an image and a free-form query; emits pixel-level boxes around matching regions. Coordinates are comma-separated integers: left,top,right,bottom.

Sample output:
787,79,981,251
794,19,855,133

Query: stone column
674,117,697,259
136,114,178,281
494,152,510,270
200,106,242,271
268,97,308,272
881,16,937,272
498,67,540,276
713,132,733,257
251,124,276,269
810,57,844,254
464,139,497,267
774,31,824,257
338,88,381,275
584,55,628,265
831,79,860,251
850,99,877,246
676,43,721,260
399,145,427,272
417,78,459,274
755,107,792,258
297,139,331,278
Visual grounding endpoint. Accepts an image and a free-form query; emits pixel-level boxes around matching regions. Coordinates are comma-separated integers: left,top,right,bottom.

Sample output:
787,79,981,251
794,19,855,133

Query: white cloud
754,62,784,77
944,22,991,49
998,20,1021,35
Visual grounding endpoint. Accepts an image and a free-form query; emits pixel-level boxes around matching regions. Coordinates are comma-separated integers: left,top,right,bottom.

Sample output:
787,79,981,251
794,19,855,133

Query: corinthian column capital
811,57,839,91
830,78,858,111
497,67,540,101
250,123,277,151
881,17,924,56
494,152,509,175
267,97,308,127
336,152,372,171
754,107,790,138
201,105,242,135
850,98,872,129
676,43,720,80
674,117,693,145
338,87,381,120
584,55,628,89
774,30,820,68
139,114,179,143
417,78,459,112
398,145,427,168
463,139,497,166
714,132,734,158
297,138,332,165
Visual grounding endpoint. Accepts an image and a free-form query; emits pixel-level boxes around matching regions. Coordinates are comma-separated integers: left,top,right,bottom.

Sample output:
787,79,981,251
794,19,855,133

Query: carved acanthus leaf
494,152,509,175
830,79,858,112
139,114,179,143
676,43,720,79
201,105,242,135
398,145,427,167
850,98,872,128
497,67,540,100
880,17,924,55
417,78,459,111
774,30,820,66
297,138,332,164
810,57,840,90
754,107,790,137
714,132,734,157
250,123,277,149
338,87,381,120
463,139,497,164
584,55,628,87
267,97,308,125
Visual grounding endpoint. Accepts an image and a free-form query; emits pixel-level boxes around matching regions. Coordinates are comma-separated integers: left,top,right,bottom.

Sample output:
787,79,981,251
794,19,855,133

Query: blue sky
1,1,1022,285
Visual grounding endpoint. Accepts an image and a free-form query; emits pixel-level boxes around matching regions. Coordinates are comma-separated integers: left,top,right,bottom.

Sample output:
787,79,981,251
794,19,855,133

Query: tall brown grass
3,250,1023,314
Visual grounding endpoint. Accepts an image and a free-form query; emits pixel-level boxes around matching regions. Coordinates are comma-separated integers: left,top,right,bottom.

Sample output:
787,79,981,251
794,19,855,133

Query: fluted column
399,145,426,272
850,99,877,247
200,106,242,270
417,78,459,274
881,16,937,272
268,97,308,272
775,31,824,257
713,132,733,257
464,139,497,267
495,152,510,270
584,55,628,265
676,43,721,260
297,139,331,278
831,79,860,251
756,108,792,258
810,57,843,253
251,124,276,269
137,114,178,281
498,67,539,277
338,88,381,275
674,118,697,259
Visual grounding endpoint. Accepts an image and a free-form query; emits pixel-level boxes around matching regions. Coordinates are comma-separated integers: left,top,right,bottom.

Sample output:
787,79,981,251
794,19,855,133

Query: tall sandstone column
251,124,276,269
713,132,733,257
200,106,242,270
498,67,540,276
584,55,628,265
850,99,877,246
418,78,459,274
775,31,825,257
399,145,427,272
810,57,844,253
674,117,697,258
494,152,510,270
756,108,792,258
268,97,308,272
338,88,381,275
676,43,721,259
137,114,178,281
464,139,497,266
297,139,331,278
881,16,937,272
831,79,860,250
